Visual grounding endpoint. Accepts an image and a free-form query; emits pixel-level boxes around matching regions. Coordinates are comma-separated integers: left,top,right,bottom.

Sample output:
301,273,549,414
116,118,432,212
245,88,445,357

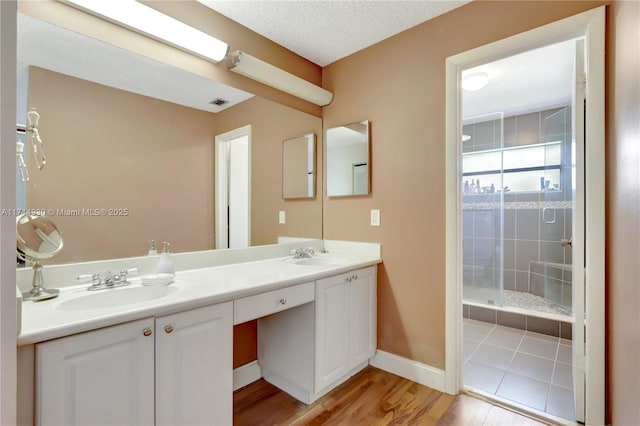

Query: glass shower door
461,112,504,307
540,107,572,316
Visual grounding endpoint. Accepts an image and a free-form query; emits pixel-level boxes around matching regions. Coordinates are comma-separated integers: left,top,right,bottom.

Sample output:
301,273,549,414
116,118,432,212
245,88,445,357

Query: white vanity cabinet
258,266,377,403
315,266,377,392
35,302,233,426
36,317,155,426
155,302,233,426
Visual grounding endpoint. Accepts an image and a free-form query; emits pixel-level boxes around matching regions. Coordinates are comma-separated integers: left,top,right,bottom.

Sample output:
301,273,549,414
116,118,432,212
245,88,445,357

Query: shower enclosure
462,107,573,325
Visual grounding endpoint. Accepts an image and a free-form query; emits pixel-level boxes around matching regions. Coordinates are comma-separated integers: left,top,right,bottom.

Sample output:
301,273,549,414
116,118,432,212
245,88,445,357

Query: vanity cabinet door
36,318,155,426
348,267,377,368
314,273,350,392
315,266,377,394
155,302,233,426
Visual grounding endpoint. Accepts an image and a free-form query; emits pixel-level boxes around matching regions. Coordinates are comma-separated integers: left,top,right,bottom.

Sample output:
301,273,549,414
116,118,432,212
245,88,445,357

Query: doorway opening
444,7,605,426
215,125,251,249
460,39,580,422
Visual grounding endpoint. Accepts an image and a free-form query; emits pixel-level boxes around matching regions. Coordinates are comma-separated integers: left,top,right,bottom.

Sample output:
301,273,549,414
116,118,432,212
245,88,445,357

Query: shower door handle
561,238,573,247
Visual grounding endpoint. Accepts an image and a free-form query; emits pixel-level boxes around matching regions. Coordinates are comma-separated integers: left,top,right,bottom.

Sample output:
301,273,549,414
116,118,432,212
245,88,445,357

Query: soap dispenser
156,241,175,275
147,240,158,256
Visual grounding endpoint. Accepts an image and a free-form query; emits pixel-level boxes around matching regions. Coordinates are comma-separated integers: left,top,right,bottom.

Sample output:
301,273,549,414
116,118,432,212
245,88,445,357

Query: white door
215,125,251,249
571,38,586,423
229,138,249,248
155,302,233,426
347,267,377,368
36,318,155,426
315,274,349,392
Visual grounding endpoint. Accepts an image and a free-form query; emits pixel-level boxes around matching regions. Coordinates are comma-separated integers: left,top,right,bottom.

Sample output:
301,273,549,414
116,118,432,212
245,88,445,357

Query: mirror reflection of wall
282,133,315,199
18,14,323,265
326,120,370,197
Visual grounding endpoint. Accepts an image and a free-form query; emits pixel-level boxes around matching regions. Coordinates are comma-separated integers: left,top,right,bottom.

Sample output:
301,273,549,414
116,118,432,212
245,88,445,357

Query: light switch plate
370,209,381,227
279,210,286,224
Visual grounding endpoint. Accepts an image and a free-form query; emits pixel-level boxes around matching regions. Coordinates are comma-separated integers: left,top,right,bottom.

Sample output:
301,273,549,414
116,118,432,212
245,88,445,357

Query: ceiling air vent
209,98,229,106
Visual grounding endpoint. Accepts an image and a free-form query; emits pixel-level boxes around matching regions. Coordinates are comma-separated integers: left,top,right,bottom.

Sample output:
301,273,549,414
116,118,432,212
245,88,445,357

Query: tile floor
463,318,575,421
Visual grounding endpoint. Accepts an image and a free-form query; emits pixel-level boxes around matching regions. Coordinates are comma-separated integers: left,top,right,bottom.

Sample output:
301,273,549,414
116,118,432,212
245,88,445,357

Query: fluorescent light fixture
462,71,490,91
61,0,228,63
227,50,333,106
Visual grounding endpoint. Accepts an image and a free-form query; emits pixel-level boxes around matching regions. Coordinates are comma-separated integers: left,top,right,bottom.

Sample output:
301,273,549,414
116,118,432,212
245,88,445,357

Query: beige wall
606,1,640,424
322,1,608,370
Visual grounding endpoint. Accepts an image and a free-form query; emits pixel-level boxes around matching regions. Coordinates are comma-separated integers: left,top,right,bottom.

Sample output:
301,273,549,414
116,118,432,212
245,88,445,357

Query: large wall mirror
17,11,323,265
325,120,370,197
282,133,315,199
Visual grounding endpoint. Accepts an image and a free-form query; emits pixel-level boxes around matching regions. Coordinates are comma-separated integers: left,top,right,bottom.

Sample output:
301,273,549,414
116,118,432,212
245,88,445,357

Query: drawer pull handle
143,327,153,337
164,325,174,334
279,298,287,305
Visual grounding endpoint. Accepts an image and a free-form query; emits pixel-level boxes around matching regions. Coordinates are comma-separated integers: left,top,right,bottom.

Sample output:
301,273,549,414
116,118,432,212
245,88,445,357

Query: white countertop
18,253,381,346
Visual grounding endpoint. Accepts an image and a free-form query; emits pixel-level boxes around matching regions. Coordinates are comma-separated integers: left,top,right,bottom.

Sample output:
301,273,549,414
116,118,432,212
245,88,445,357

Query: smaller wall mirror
326,120,370,197
282,133,315,199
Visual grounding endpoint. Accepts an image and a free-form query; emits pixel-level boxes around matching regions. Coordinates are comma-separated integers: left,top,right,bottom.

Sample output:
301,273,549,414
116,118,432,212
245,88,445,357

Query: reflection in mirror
282,133,315,199
17,12,323,265
326,120,370,197
17,215,64,301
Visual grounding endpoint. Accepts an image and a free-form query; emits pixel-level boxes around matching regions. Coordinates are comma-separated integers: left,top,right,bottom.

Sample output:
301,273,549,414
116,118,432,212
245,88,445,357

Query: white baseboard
233,360,262,391
370,350,446,393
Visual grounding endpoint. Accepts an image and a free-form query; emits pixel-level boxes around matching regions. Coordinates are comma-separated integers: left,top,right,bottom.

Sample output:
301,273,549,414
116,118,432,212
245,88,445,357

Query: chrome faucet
77,268,138,291
290,247,315,259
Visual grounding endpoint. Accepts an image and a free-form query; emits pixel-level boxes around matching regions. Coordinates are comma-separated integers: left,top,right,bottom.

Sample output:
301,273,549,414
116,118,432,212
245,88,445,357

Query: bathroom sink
55,284,179,311
294,256,345,266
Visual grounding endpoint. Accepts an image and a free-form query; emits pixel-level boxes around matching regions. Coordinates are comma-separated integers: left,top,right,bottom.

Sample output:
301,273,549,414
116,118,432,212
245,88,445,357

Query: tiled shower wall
463,106,573,304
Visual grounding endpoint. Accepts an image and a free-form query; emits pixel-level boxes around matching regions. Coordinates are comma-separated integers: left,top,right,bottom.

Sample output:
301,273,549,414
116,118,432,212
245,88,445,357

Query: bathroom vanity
16,241,380,426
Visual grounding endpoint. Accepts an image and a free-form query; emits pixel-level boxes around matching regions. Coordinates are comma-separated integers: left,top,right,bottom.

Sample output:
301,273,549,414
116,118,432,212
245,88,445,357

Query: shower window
462,141,562,192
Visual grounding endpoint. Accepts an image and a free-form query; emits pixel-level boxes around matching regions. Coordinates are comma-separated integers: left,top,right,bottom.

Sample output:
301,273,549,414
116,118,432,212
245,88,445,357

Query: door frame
215,125,252,249
444,6,605,424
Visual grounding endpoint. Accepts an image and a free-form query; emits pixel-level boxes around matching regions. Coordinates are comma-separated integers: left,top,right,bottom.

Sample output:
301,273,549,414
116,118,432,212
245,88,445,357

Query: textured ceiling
198,0,471,66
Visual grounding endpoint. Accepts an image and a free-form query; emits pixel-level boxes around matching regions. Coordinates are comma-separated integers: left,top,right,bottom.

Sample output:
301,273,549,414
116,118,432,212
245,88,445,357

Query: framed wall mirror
282,133,315,199
326,120,370,197
17,10,323,264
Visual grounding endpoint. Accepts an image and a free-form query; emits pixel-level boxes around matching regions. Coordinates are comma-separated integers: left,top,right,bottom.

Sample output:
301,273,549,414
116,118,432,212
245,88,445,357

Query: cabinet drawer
234,282,314,324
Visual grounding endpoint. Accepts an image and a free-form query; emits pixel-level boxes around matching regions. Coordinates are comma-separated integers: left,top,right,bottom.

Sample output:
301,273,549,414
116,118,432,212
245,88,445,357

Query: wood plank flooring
233,366,549,425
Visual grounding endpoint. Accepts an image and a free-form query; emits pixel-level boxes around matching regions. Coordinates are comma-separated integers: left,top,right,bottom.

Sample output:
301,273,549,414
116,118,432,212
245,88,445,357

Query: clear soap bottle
156,241,175,275
147,240,158,256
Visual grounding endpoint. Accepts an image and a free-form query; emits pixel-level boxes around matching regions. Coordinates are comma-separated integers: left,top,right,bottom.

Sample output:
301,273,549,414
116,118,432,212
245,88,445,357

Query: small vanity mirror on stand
282,133,315,199
17,214,64,301
326,120,370,197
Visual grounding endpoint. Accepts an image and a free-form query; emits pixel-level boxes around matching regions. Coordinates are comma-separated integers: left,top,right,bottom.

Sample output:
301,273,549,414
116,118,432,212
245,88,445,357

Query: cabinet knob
142,327,153,337
164,325,174,334
279,298,287,305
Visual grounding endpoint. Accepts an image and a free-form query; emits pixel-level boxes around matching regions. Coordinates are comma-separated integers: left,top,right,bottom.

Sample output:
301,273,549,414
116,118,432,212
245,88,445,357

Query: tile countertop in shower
18,246,381,346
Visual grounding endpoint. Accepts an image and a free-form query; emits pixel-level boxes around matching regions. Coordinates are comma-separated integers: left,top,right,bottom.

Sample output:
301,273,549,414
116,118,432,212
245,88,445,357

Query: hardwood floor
233,366,549,425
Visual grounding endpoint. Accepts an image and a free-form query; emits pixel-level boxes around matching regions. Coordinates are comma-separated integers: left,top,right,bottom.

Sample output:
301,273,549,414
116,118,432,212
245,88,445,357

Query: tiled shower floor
463,319,575,421
464,287,571,317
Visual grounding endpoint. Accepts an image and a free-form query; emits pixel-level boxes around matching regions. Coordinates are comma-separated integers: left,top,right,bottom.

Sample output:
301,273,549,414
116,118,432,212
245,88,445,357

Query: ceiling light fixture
227,50,334,107
462,71,490,91
61,0,229,63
